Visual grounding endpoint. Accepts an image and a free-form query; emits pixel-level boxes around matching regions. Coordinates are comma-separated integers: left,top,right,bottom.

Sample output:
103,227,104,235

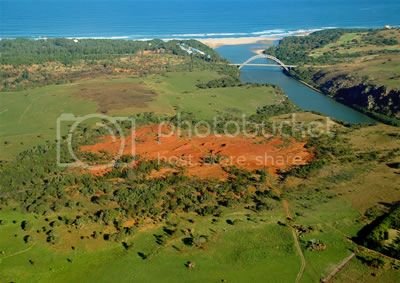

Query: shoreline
198,30,314,48
1,31,318,49
198,37,279,48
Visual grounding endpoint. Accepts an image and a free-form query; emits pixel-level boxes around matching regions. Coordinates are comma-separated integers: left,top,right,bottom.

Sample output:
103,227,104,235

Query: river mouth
216,43,376,125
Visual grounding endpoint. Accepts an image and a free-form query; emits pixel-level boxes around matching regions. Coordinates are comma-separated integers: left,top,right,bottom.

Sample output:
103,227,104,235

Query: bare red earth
81,124,313,179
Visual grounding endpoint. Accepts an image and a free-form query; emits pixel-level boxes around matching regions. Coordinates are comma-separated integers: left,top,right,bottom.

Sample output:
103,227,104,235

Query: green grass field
106,71,281,117
3,162,398,283
0,71,282,160
280,123,400,282
0,207,302,283
0,85,97,160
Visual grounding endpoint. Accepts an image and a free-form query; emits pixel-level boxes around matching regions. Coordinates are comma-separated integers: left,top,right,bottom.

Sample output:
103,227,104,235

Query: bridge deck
234,54,294,71
229,63,297,68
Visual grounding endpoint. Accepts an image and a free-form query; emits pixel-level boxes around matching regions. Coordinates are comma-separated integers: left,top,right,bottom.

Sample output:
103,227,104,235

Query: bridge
230,54,296,71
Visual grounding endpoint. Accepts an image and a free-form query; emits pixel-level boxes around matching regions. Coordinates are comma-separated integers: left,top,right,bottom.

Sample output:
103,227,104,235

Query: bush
357,254,385,269
20,220,31,231
23,235,32,244
197,76,240,89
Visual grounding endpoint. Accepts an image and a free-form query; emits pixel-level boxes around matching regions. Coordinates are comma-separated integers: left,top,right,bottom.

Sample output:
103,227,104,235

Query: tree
21,220,31,231
23,235,32,244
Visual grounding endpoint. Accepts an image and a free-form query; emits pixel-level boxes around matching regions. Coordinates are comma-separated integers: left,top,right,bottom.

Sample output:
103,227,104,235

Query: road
282,199,306,283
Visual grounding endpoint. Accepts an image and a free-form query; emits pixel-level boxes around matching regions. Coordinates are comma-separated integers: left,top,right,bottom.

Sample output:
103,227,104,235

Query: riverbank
217,43,376,124
283,71,324,93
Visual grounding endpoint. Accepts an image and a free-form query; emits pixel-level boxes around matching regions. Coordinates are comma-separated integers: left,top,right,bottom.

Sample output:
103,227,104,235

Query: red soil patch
123,219,136,228
81,124,313,180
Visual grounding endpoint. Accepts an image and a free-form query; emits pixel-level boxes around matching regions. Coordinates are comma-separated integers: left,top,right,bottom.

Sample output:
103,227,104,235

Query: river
216,44,376,124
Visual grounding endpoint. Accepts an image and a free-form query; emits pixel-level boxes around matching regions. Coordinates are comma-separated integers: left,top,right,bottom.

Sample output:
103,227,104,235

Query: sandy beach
199,37,278,48
198,30,317,48
251,48,266,55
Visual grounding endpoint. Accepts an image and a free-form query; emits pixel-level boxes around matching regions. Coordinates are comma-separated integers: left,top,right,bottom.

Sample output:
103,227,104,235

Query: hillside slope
266,28,400,124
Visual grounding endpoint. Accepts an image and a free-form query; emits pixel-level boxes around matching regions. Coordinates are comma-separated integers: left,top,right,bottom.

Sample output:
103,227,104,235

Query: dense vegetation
357,204,400,259
266,28,365,65
0,38,220,65
0,38,235,91
196,76,284,90
0,141,277,233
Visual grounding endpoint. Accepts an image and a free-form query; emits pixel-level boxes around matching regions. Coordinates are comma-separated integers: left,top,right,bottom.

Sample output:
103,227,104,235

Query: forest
0,38,233,91
0,38,220,65
356,204,400,260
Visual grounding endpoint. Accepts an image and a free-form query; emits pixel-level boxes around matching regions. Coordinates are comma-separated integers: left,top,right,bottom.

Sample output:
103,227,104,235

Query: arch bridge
230,54,297,71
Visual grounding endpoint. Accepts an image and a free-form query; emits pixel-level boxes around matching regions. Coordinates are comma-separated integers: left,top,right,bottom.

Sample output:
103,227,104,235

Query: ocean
1,0,399,39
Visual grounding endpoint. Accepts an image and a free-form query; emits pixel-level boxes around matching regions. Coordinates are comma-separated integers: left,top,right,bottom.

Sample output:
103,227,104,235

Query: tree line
0,38,221,66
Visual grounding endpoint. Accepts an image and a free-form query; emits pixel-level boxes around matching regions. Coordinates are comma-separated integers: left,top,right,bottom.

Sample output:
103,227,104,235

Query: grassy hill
266,28,400,124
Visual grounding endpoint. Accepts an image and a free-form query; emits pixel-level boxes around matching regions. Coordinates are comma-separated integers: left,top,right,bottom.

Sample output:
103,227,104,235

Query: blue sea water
1,0,399,39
